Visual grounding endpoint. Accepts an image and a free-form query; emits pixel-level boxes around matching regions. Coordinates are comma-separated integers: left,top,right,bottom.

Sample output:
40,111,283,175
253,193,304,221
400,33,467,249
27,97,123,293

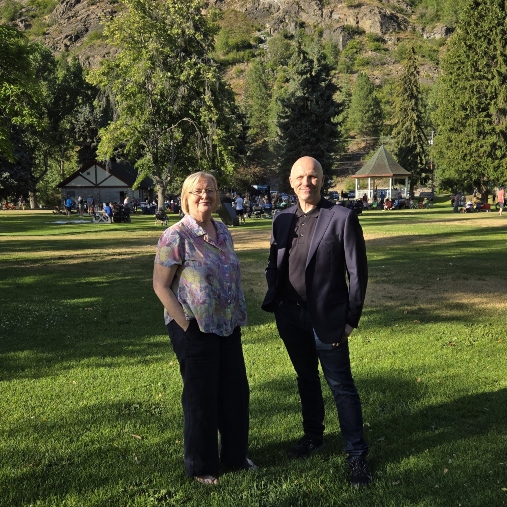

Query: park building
58,160,153,205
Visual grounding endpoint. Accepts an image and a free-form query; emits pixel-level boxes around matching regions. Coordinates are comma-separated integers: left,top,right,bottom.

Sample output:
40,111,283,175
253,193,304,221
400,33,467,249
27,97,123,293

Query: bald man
262,156,371,487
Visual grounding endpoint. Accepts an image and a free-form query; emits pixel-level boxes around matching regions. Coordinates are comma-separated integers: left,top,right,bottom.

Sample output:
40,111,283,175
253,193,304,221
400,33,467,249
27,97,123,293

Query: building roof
58,160,153,189
352,145,411,178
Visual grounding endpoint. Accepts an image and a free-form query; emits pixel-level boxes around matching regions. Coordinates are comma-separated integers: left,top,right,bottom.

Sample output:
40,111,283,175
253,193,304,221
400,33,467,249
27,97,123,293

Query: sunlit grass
1,207,506,506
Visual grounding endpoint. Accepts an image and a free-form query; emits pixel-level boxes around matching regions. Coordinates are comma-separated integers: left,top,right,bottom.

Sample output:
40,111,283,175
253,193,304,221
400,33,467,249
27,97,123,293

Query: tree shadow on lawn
0,254,170,381
3,375,505,506
0,235,160,256
249,376,507,506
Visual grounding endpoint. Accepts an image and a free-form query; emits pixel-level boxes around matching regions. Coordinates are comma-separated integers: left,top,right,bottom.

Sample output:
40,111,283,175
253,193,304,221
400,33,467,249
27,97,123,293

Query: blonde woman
153,171,255,485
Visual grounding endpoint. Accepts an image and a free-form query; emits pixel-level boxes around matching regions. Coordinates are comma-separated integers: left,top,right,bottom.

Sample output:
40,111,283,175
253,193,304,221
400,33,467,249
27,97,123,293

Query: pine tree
390,46,428,191
274,34,342,188
431,0,507,194
243,59,271,141
346,72,383,144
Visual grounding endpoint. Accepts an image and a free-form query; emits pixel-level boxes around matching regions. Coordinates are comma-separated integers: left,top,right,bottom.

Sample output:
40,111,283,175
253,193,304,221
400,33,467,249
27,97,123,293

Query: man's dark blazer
261,198,368,344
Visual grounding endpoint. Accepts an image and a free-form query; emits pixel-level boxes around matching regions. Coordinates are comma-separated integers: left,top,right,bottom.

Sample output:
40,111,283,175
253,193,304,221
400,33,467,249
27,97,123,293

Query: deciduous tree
345,71,383,146
88,0,240,208
0,25,38,163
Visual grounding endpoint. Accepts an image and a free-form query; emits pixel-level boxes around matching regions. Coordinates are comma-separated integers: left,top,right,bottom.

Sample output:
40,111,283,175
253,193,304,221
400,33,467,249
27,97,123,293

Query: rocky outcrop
209,0,408,37
44,0,117,51
422,24,454,39
7,0,449,73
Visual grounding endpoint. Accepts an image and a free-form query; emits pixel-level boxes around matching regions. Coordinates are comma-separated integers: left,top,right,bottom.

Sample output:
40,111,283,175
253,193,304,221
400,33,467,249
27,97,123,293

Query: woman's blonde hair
180,171,219,215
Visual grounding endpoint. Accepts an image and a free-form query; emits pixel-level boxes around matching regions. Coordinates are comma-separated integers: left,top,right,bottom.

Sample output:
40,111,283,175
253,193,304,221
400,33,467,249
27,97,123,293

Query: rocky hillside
4,0,453,77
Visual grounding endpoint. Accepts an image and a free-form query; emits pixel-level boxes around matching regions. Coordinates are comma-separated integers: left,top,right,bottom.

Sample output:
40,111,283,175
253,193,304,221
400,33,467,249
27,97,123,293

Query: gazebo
352,145,411,201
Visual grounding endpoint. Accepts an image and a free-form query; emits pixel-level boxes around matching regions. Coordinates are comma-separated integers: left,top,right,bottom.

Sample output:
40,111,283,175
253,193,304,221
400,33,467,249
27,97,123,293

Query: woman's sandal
194,475,218,485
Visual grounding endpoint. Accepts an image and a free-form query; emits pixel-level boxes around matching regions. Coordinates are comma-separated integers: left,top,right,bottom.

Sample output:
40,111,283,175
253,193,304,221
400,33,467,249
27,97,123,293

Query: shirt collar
295,197,324,218
182,214,224,244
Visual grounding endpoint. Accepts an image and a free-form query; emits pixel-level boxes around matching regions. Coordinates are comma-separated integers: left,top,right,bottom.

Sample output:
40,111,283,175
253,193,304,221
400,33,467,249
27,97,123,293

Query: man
262,156,371,487
103,202,113,221
87,195,94,214
235,193,246,224
64,196,74,216
497,186,505,216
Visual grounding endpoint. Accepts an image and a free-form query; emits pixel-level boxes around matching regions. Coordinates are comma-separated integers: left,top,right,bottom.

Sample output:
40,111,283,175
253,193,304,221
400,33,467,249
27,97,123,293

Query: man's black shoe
348,457,372,487
287,435,324,459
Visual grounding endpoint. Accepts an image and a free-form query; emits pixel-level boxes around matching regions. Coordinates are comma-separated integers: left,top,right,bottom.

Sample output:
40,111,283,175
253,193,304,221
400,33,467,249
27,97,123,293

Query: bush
0,0,23,22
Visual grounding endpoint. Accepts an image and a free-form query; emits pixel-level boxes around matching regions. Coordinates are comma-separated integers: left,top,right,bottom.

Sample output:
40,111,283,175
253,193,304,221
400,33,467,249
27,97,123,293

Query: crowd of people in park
450,186,505,214
220,191,294,222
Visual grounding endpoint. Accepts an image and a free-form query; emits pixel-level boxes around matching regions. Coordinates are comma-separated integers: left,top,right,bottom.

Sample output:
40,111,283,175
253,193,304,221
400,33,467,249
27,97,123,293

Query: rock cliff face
6,0,451,70
209,0,410,40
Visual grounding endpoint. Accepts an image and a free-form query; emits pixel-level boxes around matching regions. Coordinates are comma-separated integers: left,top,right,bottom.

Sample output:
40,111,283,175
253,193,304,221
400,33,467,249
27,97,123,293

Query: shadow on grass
2,371,505,506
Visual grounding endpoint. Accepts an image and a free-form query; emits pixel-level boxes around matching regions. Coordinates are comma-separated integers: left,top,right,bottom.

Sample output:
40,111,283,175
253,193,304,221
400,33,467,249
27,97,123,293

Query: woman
153,171,254,485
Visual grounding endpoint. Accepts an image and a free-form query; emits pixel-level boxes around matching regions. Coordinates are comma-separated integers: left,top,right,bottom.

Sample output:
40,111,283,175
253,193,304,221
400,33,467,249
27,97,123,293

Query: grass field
1,206,506,507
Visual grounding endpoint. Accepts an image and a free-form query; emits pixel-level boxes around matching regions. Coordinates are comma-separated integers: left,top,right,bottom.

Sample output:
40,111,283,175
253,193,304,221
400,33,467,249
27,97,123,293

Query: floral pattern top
154,214,247,336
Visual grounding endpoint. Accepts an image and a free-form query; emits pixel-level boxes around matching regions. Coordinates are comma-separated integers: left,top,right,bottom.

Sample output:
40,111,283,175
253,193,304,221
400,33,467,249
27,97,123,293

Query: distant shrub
80,28,104,49
216,28,252,55
391,38,444,65
27,0,58,17
343,24,365,37
366,33,387,52
212,49,257,66
0,0,23,22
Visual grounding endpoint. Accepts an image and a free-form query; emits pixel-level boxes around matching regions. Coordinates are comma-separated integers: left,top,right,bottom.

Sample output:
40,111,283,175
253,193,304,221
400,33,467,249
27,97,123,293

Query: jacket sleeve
343,210,368,327
261,217,281,312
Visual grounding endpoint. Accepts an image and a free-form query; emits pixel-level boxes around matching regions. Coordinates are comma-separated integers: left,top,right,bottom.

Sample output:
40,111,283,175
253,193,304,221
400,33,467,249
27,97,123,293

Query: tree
345,72,383,146
243,59,271,141
88,0,240,208
274,34,342,189
19,47,96,208
0,25,38,163
390,46,428,192
431,0,507,195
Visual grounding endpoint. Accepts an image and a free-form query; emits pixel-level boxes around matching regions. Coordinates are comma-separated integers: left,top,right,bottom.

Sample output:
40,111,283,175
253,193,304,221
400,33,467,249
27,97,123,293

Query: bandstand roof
352,145,411,179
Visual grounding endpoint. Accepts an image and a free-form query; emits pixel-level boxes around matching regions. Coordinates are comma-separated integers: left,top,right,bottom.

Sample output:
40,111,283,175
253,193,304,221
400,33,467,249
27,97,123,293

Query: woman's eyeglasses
190,189,216,196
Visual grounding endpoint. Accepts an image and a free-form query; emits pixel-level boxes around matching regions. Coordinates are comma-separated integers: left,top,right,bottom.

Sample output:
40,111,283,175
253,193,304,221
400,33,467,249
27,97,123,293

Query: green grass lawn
1,206,506,507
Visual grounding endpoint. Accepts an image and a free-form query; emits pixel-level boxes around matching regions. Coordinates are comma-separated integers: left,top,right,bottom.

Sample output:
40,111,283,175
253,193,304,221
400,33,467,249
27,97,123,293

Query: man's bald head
289,156,325,211
290,156,323,179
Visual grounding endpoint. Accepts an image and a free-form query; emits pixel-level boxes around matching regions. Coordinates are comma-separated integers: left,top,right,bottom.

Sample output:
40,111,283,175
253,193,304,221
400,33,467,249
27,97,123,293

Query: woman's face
187,177,217,221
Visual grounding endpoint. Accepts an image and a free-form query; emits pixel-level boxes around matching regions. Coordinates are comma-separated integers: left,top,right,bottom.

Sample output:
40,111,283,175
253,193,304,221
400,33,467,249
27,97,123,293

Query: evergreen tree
390,46,428,191
431,0,507,194
274,34,342,189
346,72,383,144
243,59,271,141
88,0,240,207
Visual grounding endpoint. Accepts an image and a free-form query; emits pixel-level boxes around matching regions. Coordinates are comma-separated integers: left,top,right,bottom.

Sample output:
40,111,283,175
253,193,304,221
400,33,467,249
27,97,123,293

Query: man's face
289,157,324,206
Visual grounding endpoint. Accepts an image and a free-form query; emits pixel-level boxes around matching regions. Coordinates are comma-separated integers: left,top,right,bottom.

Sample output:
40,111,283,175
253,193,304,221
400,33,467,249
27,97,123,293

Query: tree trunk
157,186,166,211
28,190,38,209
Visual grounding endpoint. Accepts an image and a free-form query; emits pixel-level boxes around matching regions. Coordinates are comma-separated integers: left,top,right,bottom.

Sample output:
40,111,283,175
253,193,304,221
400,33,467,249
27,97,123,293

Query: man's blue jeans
274,300,368,459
